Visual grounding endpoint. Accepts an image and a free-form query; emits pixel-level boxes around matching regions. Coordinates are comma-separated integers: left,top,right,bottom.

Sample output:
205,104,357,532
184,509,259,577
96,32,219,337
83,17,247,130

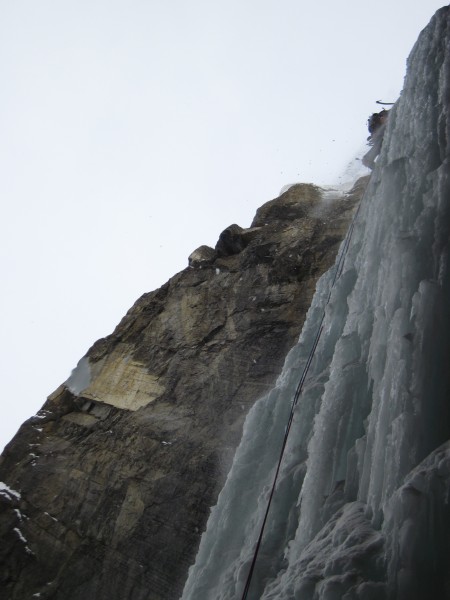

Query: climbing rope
240,194,363,600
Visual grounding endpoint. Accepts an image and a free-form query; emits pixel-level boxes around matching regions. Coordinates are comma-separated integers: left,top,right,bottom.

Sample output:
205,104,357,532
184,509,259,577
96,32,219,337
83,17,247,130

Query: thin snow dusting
13,527,27,543
0,481,21,500
33,409,52,420
13,527,33,554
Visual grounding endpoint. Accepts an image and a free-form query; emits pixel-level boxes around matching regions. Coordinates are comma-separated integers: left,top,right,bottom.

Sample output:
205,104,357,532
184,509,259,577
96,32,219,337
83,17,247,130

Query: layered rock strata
0,180,366,600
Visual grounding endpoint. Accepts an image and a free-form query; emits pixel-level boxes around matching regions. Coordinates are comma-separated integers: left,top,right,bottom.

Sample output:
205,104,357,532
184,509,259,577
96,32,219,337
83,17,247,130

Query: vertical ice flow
181,7,450,600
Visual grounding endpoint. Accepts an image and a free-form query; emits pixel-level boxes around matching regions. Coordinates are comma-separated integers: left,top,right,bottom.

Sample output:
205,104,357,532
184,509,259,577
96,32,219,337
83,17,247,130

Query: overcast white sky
1,1,446,451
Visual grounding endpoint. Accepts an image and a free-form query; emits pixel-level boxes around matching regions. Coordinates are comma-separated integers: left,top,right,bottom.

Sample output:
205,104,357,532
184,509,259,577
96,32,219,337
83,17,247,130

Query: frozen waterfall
181,7,450,600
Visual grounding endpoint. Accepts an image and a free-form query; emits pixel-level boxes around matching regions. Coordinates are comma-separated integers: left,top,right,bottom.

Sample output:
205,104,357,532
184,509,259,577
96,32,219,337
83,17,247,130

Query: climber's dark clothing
367,109,389,138
363,109,390,169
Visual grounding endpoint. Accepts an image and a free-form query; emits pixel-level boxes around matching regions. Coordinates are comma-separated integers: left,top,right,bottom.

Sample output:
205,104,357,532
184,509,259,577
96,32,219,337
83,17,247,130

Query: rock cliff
0,181,366,599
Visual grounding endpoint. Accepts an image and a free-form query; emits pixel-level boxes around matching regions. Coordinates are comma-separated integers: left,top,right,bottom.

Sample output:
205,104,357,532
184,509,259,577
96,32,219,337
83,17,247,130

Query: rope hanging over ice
241,195,363,600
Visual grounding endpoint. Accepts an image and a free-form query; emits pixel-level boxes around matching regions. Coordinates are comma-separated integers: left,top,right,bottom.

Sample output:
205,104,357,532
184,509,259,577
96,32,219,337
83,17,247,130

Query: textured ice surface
181,7,450,600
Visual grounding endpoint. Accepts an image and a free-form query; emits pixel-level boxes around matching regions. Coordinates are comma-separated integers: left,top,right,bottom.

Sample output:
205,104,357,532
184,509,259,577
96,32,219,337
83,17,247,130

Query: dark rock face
188,245,217,267
0,181,367,600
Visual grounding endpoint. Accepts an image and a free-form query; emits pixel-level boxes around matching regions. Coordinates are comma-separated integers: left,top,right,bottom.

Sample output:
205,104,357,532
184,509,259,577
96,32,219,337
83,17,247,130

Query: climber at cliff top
368,108,389,137
362,107,390,170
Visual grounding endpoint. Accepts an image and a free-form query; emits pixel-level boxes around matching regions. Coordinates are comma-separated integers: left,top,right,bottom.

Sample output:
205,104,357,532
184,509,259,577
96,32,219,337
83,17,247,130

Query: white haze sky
0,1,446,451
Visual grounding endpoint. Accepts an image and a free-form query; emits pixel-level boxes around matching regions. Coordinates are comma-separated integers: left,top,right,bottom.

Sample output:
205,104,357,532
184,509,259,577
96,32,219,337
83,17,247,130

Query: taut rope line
240,193,363,600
